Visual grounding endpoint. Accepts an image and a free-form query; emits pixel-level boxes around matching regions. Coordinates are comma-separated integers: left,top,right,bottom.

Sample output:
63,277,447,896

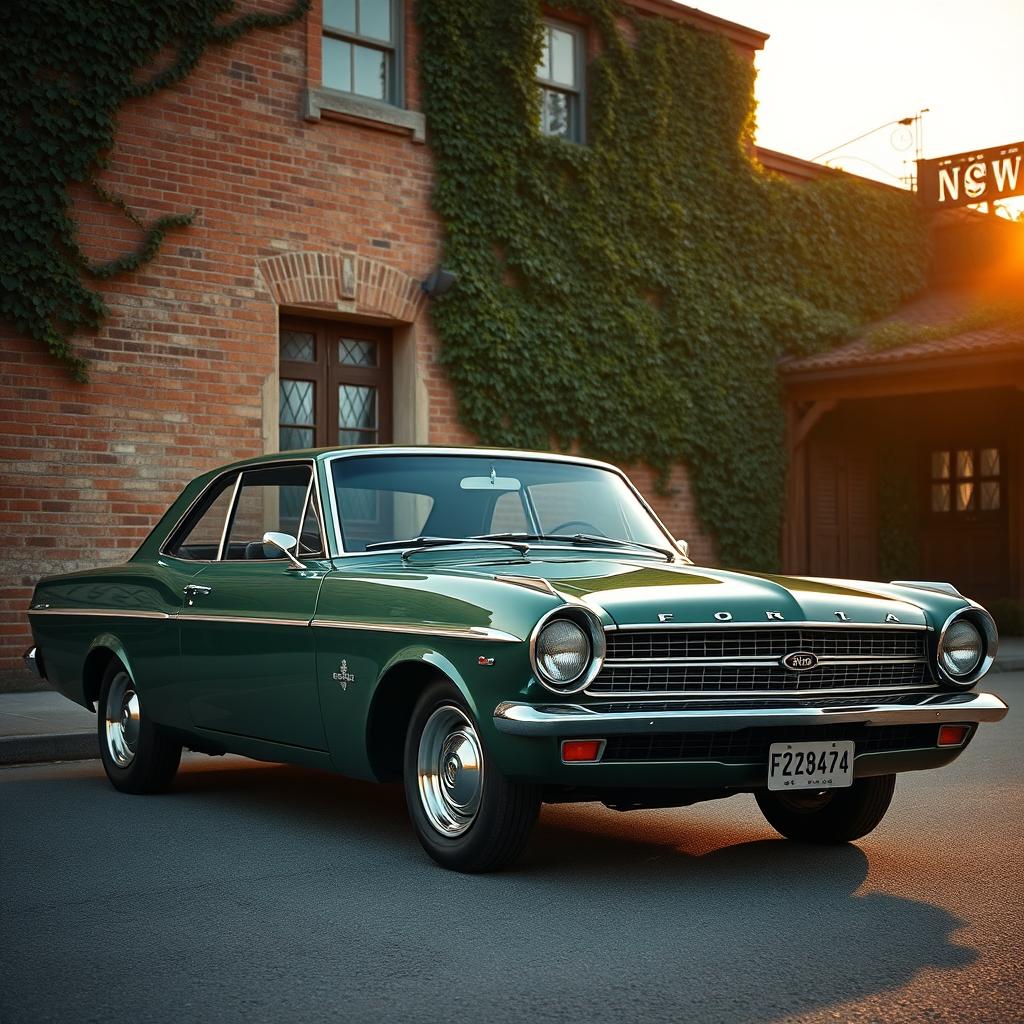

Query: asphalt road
2,675,1021,1024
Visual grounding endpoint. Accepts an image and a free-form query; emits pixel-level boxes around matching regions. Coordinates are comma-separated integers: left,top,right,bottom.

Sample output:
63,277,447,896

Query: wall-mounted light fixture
421,267,457,298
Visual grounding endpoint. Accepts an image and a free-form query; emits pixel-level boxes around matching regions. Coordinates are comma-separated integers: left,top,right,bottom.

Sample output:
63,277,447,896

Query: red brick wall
0,1,715,678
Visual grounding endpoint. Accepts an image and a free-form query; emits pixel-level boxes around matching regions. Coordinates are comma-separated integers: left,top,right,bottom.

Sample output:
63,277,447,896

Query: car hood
482,557,931,628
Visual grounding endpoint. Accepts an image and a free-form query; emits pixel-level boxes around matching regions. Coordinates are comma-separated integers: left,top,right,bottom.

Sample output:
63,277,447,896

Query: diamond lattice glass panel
931,483,950,512
956,481,975,511
339,384,377,443
280,331,315,362
956,450,974,478
359,0,391,41
339,338,378,366
980,481,1001,511
980,448,1000,476
931,450,950,480
322,37,353,92
280,379,314,425
279,426,314,452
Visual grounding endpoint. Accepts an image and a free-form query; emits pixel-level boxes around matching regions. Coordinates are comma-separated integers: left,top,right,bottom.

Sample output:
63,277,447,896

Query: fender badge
332,659,355,690
478,656,495,666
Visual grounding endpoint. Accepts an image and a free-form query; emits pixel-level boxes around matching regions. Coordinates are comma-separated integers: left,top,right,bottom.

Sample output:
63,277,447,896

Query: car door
178,461,330,750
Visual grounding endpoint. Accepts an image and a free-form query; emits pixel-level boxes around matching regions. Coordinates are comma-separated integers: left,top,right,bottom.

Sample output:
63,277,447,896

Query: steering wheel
550,521,605,536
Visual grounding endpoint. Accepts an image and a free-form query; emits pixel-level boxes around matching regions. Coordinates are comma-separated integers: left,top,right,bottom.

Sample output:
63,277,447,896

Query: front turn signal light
937,724,970,747
562,739,604,763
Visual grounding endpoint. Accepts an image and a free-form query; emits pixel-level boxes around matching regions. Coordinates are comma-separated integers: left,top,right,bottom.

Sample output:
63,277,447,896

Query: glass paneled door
278,317,392,451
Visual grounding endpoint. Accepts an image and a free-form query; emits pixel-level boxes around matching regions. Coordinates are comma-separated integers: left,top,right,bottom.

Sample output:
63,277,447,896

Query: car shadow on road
158,759,977,1024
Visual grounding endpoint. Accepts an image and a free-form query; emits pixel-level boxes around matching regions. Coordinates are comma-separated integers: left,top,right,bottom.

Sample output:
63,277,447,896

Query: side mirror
263,531,306,570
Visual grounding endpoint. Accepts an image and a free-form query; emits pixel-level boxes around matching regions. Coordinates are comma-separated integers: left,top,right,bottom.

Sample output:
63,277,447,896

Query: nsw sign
918,141,1024,210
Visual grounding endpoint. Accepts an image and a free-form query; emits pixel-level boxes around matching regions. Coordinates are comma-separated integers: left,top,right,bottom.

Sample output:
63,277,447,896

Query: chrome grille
590,626,933,698
605,627,926,661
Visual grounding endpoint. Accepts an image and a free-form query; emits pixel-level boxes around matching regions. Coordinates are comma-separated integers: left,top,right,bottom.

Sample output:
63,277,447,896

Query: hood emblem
714,611,733,621
782,651,818,672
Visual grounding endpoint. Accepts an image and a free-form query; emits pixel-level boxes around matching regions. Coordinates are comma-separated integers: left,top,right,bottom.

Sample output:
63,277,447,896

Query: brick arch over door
258,251,425,323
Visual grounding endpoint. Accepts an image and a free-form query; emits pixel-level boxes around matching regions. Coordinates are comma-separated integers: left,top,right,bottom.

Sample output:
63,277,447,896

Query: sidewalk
2,640,1023,766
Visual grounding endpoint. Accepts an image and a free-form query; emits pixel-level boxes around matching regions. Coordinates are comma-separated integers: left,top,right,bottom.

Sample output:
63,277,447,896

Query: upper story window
929,447,1002,514
322,0,399,104
536,19,584,142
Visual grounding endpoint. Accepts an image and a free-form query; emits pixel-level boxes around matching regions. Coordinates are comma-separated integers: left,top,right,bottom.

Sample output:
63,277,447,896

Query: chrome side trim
310,618,521,642
605,621,931,631
26,608,171,620
176,614,310,627
493,691,1009,737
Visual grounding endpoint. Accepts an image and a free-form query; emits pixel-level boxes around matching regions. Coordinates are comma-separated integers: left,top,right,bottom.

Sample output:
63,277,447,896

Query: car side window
222,464,321,560
164,473,239,560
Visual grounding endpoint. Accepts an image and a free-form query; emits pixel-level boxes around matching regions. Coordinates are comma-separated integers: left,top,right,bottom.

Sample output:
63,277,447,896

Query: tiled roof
780,287,1024,376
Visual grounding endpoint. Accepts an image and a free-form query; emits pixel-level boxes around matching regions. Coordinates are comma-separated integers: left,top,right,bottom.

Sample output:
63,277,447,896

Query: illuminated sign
918,141,1024,209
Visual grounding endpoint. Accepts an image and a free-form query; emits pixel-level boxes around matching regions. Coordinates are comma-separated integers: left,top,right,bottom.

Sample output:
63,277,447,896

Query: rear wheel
98,660,181,794
756,774,896,844
403,680,540,872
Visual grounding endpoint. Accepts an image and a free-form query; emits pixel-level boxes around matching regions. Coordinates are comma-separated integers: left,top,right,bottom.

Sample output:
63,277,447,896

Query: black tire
403,680,541,872
756,774,896,844
97,659,181,794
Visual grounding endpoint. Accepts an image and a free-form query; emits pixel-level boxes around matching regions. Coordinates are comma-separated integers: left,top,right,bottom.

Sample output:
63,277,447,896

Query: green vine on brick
0,0,309,382
417,0,929,567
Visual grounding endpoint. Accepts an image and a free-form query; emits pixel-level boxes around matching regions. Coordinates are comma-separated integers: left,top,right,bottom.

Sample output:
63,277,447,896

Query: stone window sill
304,87,426,144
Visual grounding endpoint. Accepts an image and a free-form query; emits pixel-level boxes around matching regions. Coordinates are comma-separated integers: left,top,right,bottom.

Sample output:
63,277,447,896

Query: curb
0,732,98,766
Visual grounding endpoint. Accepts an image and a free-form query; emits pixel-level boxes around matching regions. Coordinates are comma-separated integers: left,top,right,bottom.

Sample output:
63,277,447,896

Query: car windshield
330,454,673,554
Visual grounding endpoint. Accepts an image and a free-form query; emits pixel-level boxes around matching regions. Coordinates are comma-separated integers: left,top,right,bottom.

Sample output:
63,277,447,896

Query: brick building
1,1,767,680
3,1,1021,683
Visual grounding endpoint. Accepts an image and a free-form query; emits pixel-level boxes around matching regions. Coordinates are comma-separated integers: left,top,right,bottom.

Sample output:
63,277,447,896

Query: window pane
298,500,324,554
280,330,315,362
538,28,551,80
550,27,576,86
980,447,1000,476
172,477,236,559
930,450,950,480
339,338,378,366
956,449,974,478
224,466,311,559
339,384,377,444
280,426,314,451
279,379,314,426
324,0,356,32
541,88,572,138
323,37,352,92
956,481,975,511
490,491,529,534
359,0,391,42
980,481,1001,511
931,483,950,512
352,44,386,99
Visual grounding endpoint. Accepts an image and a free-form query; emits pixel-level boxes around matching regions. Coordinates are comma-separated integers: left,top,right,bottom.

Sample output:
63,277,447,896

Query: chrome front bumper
493,690,1009,737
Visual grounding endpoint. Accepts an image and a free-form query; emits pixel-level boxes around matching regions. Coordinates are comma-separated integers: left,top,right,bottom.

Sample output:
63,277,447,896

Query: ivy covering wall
0,0,308,382
417,0,929,567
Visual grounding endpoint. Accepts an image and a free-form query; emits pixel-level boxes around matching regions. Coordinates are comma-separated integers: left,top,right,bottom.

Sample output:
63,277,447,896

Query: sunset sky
701,0,1023,198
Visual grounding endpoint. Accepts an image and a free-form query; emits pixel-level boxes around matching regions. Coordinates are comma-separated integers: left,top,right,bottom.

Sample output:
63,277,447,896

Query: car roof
207,445,620,475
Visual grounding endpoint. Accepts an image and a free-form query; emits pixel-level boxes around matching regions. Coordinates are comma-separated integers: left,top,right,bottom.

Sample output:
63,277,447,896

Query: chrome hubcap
417,705,484,837
104,671,140,768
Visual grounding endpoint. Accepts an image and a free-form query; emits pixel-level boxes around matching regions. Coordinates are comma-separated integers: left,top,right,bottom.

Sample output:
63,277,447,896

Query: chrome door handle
183,584,212,597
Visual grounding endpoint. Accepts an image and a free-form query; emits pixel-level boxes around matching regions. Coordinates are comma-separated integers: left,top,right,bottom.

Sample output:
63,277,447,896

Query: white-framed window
322,0,401,105
536,19,585,142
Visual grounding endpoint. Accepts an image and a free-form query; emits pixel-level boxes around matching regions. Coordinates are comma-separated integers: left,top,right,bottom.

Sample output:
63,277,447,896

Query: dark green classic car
25,447,1007,871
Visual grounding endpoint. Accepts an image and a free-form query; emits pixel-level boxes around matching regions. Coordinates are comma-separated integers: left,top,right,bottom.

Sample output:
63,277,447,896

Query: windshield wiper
476,532,675,562
363,536,530,558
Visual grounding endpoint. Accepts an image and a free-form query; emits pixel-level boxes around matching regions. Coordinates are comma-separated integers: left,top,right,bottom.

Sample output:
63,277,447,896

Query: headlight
535,619,590,686
939,618,983,677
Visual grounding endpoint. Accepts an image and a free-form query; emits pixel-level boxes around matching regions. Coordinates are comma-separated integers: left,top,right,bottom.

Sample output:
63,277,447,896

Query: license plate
767,740,854,791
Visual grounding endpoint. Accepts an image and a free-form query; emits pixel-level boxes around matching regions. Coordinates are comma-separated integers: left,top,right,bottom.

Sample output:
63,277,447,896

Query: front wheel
756,774,896,844
403,680,540,872
98,660,181,794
